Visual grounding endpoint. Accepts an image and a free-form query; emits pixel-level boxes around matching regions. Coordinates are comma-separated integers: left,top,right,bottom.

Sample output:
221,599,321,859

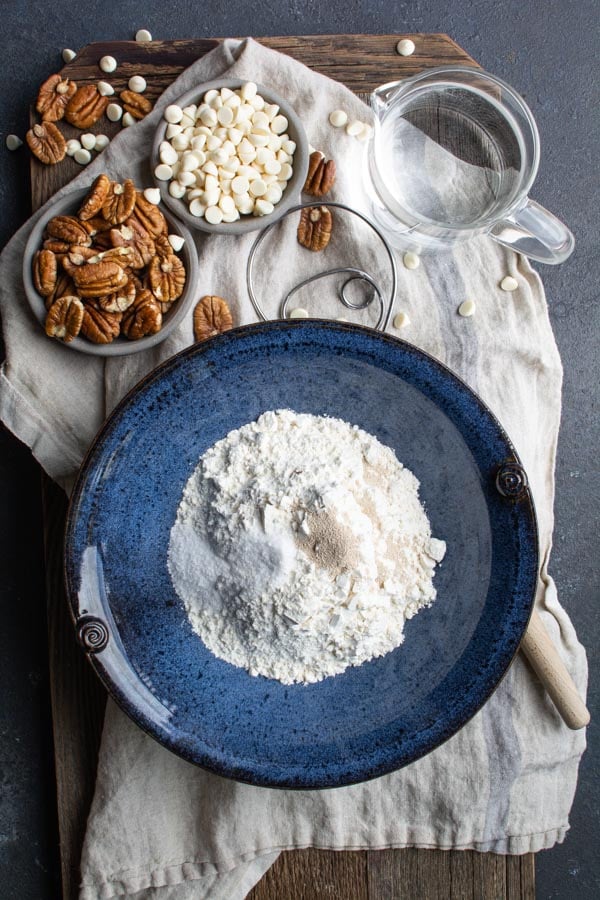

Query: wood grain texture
31,34,533,900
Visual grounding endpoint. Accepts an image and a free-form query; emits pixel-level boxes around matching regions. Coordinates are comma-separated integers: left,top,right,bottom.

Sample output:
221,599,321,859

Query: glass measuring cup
368,67,574,264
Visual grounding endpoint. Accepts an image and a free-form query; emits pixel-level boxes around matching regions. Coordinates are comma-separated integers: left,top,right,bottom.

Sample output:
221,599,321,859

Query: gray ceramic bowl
23,188,199,357
151,78,309,235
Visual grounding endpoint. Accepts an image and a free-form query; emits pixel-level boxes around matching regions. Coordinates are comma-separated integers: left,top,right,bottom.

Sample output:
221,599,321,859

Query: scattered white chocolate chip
393,311,410,329
289,308,309,319
74,148,91,165
5,134,22,151
329,109,348,128
94,134,110,151
99,55,117,73
143,187,161,205
65,138,81,156
97,80,115,97
168,234,185,252
128,75,147,93
396,38,415,56
122,112,136,127
80,133,96,151
135,28,152,42
154,163,173,181
458,299,476,317
500,275,519,292
345,120,363,137
106,103,123,122
403,251,420,270
62,48,76,63
164,104,183,124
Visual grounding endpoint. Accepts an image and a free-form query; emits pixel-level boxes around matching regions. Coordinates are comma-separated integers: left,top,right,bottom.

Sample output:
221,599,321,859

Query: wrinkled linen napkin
0,38,588,900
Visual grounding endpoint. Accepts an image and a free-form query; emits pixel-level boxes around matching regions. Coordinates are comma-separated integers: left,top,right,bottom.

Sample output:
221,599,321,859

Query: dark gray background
0,2,597,898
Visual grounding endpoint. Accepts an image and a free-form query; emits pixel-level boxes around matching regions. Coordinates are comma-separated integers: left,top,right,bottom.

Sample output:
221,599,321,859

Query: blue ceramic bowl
65,321,538,789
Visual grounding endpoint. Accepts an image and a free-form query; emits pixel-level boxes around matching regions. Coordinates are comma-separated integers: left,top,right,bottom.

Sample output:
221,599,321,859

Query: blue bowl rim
64,320,538,788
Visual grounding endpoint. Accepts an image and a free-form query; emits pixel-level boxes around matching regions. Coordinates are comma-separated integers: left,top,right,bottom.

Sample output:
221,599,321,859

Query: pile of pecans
32,174,187,345
26,68,153,167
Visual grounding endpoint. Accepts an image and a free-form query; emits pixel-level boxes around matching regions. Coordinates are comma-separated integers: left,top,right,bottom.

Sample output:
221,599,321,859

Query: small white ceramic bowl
151,78,310,236
23,187,199,357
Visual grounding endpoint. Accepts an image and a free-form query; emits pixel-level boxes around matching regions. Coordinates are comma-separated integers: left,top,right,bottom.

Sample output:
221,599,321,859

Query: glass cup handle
489,198,575,265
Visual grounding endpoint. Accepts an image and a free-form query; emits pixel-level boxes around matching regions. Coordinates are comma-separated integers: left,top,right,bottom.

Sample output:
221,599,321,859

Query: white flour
167,410,446,684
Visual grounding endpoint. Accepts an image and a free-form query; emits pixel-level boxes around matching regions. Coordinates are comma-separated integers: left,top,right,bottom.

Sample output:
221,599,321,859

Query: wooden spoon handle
521,608,590,730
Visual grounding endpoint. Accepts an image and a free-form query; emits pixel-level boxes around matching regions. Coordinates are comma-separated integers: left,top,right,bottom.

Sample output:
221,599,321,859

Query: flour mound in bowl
167,409,446,684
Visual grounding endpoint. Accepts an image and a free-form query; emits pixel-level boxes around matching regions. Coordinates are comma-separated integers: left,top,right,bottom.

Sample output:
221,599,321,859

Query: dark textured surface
64,323,537,787
0,1,597,897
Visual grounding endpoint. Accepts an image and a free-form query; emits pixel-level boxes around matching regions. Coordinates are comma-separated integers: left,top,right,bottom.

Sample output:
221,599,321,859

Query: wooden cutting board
31,34,534,900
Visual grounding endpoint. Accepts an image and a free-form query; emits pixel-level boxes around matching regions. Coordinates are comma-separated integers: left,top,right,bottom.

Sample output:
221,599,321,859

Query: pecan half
72,260,128,298
122,289,162,339
78,174,112,220
110,218,155,269
85,215,115,235
45,296,84,342
153,233,172,261
148,254,186,303
96,277,137,313
46,273,76,309
80,305,122,343
43,238,70,254
303,151,336,197
102,180,137,226
119,90,153,120
36,73,77,122
46,215,92,246
132,193,167,237
86,246,133,269
32,249,58,296
193,295,233,342
65,84,109,129
297,206,333,251
26,122,66,165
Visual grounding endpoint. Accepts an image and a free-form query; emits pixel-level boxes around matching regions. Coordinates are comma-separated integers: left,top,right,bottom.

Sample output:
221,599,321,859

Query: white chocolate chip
458,299,476,317
289,308,309,319
345,120,363,137
189,197,206,217
74,148,91,165
154,163,173,180
396,38,416,56
65,138,81,156
205,205,223,224
164,104,183,124
282,139,296,155
159,142,178,165
168,234,185,252
143,187,161,205
80,133,96,151
135,28,152,42
97,81,114,97
122,112,136,127
403,251,420,270
231,175,250,194
128,75,147,93
241,82,258,101
357,123,373,142
106,103,123,122
254,198,274,216
500,276,519,292
329,109,348,128
169,181,186,199
249,178,267,198
264,183,283,204
99,55,117,73
62,48,76,63
94,134,110,151
177,171,196,187
217,106,234,126
270,115,288,135
165,122,183,138
5,134,23,151
279,162,293,180
219,194,236,216
393,311,410,329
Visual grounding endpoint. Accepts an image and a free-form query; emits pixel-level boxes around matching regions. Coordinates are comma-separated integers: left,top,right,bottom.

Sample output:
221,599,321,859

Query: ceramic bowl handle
521,609,590,730
490,198,575,264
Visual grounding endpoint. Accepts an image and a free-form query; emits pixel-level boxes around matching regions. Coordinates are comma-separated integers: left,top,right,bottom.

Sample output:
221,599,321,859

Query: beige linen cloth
0,39,588,900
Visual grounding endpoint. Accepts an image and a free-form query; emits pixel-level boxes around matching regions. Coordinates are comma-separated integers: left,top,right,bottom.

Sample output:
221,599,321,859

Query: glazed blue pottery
65,321,538,789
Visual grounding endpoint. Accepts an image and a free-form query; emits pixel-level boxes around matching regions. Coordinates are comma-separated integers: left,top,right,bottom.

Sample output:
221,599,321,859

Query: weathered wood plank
248,849,368,900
